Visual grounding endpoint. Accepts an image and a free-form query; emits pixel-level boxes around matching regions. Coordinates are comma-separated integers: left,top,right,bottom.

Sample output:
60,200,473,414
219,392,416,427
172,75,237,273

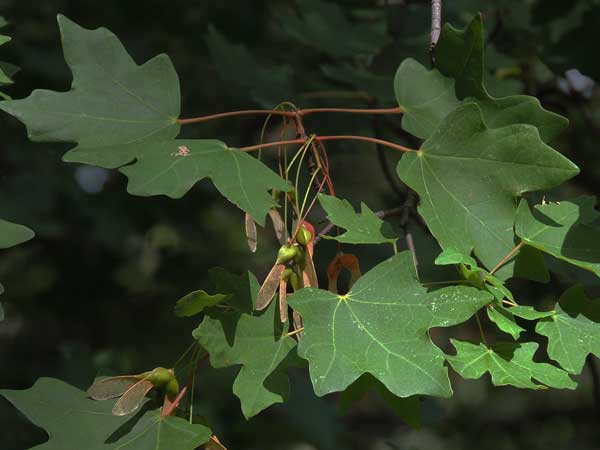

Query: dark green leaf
515,197,600,278
397,103,578,279
0,16,290,224
394,58,459,140
288,251,492,398
1,15,181,152
486,304,525,340
536,285,600,374
174,290,230,317
448,340,576,389
435,14,568,142
0,378,212,450
193,300,298,419
318,194,399,244
208,268,259,313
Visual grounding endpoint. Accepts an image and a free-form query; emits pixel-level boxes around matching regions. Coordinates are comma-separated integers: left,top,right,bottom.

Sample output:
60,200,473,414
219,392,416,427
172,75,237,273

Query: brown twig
177,107,404,124
489,242,524,275
238,135,417,154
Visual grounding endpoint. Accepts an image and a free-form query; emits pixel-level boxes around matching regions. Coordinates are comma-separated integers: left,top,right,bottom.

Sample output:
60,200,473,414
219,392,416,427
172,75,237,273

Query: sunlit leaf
536,285,600,374
318,194,399,244
397,103,578,279
515,196,600,278
288,251,492,398
448,340,576,390
174,291,230,318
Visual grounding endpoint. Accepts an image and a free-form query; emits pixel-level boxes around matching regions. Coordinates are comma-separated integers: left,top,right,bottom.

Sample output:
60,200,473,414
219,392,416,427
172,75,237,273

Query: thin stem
318,135,416,153
502,299,519,307
298,106,403,116
489,242,525,275
172,342,197,369
177,106,404,124
238,136,417,154
299,168,321,219
285,327,304,337
178,109,295,124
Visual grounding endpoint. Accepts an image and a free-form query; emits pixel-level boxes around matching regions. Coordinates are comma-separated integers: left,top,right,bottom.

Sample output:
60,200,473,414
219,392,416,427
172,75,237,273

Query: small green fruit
276,244,298,264
293,244,306,269
147,367,173,387
296,225,313,246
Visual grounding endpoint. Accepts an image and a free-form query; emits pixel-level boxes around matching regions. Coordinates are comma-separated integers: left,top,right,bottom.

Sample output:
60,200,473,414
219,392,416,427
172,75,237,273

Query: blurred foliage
0,0,599,449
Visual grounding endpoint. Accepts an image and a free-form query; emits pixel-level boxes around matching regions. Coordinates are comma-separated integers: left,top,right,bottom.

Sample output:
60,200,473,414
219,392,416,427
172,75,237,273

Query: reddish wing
278,278,288,323
255,264,286,310
112,379,154,416
302,251,319,288
244,213,257,253
268,209,288,245
87,376,140,401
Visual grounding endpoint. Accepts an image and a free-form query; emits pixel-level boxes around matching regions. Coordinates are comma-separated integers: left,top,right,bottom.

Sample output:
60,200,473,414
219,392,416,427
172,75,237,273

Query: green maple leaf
318,194,399,244
287,251,492,398
0,16,289,224
448,340,576,390
486,304,524,340
434,14,568,143
394,58,460,140
175,267,258,318
515,196,600,278
1,15,181,153
397,103,578,279
0,378,212,450
67,139,290,224
174,290,230,318
508,306,555,321
536,285,600,374
193,297,299,419
486,303,556,341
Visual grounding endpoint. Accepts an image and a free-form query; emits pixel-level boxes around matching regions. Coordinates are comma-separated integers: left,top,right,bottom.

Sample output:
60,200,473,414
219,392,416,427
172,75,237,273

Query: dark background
1,1,599,449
